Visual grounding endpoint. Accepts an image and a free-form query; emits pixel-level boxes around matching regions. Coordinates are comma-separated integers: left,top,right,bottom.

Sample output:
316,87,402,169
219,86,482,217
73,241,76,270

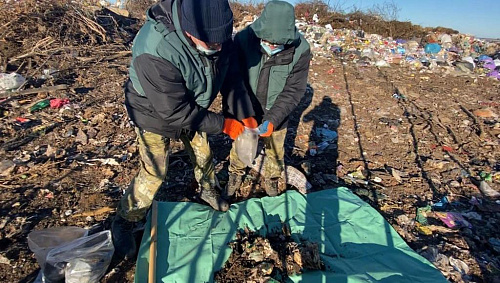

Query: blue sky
285,0,500,38
106,0,499,38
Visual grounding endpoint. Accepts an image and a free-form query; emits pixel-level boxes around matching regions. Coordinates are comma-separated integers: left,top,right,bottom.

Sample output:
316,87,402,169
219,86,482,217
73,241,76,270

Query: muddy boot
264,178,280,197
200,187,229,211
111,215,137,260
223,173,242,200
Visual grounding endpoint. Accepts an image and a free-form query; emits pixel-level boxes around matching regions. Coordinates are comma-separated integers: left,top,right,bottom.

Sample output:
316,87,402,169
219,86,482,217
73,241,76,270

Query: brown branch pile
0,0,135,71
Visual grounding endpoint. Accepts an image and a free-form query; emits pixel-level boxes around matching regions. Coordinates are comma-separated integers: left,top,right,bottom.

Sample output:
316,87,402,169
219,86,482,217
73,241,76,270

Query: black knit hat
180,0,233,44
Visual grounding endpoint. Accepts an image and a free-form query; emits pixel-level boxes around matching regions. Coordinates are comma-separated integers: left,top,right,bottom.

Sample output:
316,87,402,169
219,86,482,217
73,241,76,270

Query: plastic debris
416,205,432,225
479,171,493,182
424,43,442,54
434,212,472,229
0,73,25,92
461,212,482,221
315,128,338,142
416,223,432,235
50,98,70,109
30,99,50,113
478,181,500,198
87,158,120,166
0,160,16,177
432,196,449,211
449,257,469,275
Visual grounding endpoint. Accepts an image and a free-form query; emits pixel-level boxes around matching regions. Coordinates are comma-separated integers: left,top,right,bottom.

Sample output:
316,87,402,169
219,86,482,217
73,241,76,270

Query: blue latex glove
258,120,274,137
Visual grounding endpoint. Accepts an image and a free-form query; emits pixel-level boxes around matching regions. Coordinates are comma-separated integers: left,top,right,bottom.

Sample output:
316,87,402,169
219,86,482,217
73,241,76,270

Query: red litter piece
16,117,30,123
50,98,70,109
442,145,453,152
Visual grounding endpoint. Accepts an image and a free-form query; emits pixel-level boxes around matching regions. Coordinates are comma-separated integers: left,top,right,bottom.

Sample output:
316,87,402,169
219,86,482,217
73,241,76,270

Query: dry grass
0,0,131,73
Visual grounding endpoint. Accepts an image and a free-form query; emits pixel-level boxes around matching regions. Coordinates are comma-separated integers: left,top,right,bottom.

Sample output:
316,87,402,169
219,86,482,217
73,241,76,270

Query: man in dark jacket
225,0,311,198
113,0,256,259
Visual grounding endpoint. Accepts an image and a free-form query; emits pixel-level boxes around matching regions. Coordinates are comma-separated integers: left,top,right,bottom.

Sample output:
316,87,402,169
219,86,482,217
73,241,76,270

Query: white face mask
260,41,285,56
196,44,219,56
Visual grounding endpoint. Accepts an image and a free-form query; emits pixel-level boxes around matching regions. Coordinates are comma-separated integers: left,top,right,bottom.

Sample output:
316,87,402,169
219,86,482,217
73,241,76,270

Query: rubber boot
200,186,229,211
264,178,280,197
111,215,137,260
223,173,242,200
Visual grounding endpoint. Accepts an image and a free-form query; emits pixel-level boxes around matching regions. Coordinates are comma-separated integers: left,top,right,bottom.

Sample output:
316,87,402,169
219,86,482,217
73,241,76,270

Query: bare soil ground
0,3,499,283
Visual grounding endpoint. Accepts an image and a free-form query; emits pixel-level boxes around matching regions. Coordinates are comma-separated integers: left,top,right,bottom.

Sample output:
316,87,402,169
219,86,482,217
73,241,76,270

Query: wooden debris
71,206,115,218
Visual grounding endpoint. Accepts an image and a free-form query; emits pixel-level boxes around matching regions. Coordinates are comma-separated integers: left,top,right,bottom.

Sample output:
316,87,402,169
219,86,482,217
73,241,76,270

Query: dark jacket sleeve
263,48,311,126
133,54,224,134
220,41,256,120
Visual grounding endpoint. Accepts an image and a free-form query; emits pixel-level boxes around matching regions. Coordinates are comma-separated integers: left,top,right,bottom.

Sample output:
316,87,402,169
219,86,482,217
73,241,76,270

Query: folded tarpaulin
135,188,447,283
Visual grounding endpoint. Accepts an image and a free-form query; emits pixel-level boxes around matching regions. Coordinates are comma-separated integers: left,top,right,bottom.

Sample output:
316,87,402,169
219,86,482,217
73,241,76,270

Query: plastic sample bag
28,227,114,283
235,127,259,167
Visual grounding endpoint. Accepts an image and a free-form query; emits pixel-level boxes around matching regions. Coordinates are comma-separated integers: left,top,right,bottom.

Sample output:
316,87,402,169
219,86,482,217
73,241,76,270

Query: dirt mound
214,226,323,283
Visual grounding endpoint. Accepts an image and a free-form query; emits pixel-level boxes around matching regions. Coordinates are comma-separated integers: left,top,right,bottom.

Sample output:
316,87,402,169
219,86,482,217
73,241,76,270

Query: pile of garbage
297,21,500,80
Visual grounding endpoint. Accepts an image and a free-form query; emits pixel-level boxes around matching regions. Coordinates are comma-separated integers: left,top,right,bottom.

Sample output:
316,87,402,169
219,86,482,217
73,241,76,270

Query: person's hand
223,118,244,140
258,120,274,137
242,117,258,128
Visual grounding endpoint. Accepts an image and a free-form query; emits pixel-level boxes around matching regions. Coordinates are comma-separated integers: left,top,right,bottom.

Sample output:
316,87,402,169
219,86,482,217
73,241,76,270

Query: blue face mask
196,44,219,56
260,41,284,56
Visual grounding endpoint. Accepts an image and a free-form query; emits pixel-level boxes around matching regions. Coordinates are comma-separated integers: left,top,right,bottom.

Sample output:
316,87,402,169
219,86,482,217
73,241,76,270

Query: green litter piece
480,171,492,182
29,99,50,113
416,205,432,225
135,188,446,283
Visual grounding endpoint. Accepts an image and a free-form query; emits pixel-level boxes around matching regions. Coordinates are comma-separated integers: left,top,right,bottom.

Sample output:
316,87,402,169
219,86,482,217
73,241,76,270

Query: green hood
250,0,297,45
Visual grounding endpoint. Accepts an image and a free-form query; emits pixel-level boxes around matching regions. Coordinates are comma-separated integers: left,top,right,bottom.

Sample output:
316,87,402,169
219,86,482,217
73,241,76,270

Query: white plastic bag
0,72,25,91
28,226,88,282
28,227,114,283
235,127,259,167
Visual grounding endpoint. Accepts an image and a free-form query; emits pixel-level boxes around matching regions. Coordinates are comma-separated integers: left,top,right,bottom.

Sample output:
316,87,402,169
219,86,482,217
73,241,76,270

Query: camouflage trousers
117,128,216,222
229,128,287,179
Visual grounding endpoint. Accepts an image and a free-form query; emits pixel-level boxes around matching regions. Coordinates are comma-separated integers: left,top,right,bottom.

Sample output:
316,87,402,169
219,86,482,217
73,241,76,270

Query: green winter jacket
234,0,311,130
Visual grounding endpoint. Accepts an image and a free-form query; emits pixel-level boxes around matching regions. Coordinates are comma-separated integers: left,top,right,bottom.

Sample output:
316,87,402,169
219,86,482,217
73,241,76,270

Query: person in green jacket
224,0,311,198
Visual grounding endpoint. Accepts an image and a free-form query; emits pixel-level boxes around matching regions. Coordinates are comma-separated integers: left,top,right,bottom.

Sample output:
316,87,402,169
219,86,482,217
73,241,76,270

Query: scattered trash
30,99,51,113
0,159,16,177
432,196,449,211
478,181,500,198
434,212,472,229
441,146,454,153
473,108,497,118
416,205,432,225
392,93,406,100
0,254,10,265
42,69,60,79
15,117,30,124
479,171,492,182
87,158,120,166
424,43,442,54
461,212,482,221
50,98,70,109
375,60,390,67
315,128,338,142
28,228,114,283
0,73,25,92
416,223,433,235
75,129,88,145
449,257,469,275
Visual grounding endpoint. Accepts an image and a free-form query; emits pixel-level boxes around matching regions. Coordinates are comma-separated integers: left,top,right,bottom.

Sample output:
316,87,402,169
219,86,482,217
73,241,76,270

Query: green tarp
135,188,446,283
